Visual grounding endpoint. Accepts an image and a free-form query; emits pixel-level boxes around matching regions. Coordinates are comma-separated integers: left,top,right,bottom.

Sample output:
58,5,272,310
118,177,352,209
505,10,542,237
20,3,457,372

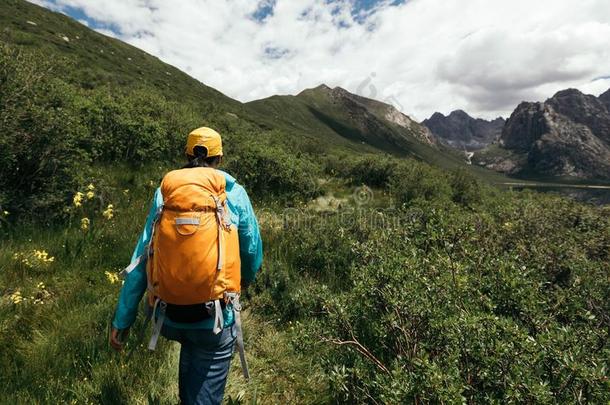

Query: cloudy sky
32,0,610,120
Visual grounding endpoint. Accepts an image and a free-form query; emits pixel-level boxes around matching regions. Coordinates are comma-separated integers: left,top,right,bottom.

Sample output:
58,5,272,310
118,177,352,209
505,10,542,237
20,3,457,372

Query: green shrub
78,88,200,163
284,195,610,403
225,142,322,202
323,154,397,188
0,44,321,219
0,45,90,216
347,156,397,187
450,168,482,207
390,161,452,205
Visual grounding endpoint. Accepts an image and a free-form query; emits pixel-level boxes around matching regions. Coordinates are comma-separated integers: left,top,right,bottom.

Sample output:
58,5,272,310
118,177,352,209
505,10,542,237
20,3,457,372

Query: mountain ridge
474,88,610,180
245,83,485,172
422,110,505,150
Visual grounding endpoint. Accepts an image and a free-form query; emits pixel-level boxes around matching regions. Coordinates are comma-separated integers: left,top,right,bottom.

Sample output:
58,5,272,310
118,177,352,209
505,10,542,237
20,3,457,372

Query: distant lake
498,182,610,205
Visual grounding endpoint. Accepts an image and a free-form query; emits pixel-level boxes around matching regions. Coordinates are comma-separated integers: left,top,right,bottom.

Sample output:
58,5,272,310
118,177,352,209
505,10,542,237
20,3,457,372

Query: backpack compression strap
213,195,230,271
148,298,166,351
211,195,231,335
226,292,249,379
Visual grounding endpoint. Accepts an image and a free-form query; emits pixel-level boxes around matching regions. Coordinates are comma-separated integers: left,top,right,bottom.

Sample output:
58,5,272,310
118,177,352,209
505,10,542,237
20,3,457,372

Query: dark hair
183,145,222,168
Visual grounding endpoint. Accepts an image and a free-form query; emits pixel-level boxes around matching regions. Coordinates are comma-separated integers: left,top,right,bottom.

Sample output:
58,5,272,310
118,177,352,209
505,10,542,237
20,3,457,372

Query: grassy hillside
247,85,512,184
1,1,609,403
0,0,239,110
249,85,455,160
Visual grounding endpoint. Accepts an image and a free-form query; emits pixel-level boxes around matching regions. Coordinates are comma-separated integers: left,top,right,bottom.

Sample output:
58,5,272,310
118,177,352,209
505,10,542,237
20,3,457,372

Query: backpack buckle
224,292,241,311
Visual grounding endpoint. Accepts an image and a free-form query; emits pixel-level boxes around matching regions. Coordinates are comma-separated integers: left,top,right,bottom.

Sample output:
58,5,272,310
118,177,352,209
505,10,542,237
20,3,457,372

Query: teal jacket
112,170,263,330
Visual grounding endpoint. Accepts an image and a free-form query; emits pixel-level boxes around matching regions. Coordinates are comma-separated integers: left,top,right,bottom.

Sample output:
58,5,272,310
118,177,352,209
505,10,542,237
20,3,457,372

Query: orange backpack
121,167,250,377
147,167,241,307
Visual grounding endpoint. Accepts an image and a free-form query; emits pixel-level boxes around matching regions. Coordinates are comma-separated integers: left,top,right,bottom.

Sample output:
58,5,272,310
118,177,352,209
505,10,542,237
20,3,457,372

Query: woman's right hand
110,327,129,351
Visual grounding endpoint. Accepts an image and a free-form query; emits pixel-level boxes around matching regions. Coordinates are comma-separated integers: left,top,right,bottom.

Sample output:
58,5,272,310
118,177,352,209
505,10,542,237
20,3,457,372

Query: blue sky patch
250,0,406,24
263,45,291,60
352,0,406,22
251,0,276,22
45,1,122,35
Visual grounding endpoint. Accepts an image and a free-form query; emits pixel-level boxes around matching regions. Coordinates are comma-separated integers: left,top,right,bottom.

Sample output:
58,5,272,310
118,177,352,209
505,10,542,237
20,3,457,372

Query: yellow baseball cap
185,127,223,157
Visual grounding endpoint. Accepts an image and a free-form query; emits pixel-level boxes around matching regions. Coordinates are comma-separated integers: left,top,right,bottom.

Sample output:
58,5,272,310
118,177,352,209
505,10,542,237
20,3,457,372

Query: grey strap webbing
119,252,145,278
213,197,224,271
175,217,200,225
225,292,249,379
212,299,224,335
120,204,163,278
148,299,166,351
234,308,250,380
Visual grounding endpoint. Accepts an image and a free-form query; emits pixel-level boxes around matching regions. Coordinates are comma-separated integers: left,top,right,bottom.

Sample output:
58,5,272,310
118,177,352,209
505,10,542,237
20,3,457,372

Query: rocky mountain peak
546,87,610,145
423,109,504,150
448,109,470,120
599,88,610,111
500,101,547,151
496,96,610,179
429,111,446,120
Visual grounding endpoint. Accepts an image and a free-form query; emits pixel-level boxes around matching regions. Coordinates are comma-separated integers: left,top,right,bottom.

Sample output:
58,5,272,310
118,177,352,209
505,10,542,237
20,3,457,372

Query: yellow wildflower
102,204,114,220
87,184,95,191
13,249,54,268
86,191,95,200
32,250,54,263
2,210,8,216
123,189,129,195
73,192,84,207
81,217,90,231
105,271,120,284
9,290,24,304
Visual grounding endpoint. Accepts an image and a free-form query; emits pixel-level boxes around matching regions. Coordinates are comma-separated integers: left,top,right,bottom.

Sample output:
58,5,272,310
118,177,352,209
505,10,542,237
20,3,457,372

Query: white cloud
33,0,610,120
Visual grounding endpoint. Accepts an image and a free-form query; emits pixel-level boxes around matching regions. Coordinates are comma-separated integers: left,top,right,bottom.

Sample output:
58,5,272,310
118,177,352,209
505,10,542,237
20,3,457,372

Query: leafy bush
0,45,319,217
252,191,610,403
78,88,200,163
225,142,322,202
450,168,483,207
390,160,452,204
0,45,90,216
327,155,397,188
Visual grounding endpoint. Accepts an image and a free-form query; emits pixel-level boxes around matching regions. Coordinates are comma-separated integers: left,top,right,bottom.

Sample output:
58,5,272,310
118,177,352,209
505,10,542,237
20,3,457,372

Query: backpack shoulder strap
119,194,164,278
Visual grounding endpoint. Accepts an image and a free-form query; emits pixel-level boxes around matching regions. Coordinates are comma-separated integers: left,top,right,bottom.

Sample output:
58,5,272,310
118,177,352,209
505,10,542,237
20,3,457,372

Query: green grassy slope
0,0,241,110
246,84,436,155
0,163,327,403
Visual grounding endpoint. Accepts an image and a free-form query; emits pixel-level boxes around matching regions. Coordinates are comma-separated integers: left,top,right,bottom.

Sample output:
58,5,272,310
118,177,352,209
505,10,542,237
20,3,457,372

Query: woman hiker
109,127,263,405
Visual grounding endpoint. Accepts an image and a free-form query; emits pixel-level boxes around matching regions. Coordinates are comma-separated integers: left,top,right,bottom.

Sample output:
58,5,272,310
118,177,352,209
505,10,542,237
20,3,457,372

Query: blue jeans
162,323,237,405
